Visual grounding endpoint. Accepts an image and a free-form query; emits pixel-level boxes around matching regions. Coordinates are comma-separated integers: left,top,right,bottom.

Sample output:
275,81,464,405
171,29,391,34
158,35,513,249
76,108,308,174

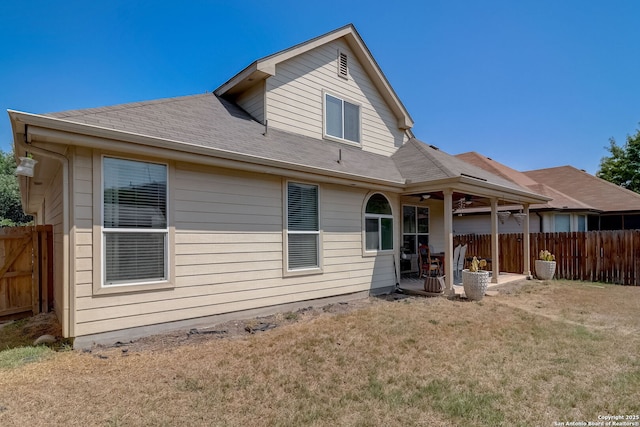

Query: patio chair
419,244,441,278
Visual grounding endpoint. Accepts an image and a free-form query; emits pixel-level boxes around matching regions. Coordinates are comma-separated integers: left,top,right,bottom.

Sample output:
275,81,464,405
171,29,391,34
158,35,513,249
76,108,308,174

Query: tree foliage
597,127,640,193
0,149,33,226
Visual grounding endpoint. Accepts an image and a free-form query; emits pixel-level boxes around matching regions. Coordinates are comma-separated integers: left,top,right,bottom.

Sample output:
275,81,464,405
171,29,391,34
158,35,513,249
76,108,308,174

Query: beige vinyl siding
265,39,406,156
236,80,265,124
72,148,94,336
72,156,394,337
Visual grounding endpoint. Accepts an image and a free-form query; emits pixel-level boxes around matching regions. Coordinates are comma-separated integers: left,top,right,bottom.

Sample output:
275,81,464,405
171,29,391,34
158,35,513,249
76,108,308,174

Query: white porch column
490,198,499,283
522,203,531,278
443,189,454,295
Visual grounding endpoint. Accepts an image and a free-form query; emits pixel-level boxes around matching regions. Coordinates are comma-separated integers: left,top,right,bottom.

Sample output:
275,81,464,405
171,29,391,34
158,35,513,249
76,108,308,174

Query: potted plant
535,250,556,280
462,256,489,301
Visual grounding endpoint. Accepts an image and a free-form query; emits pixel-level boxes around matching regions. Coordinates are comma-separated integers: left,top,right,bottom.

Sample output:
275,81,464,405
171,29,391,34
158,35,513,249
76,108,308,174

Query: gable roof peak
214,24,413,130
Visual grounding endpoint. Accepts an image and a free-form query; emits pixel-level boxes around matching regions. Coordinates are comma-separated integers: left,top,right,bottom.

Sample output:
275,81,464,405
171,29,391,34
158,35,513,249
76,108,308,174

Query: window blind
103,157,168,285
287,182,319,270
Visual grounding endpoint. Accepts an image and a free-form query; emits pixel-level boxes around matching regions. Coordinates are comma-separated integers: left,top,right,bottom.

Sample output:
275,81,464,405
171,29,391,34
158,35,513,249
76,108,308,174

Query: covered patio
392,140,551,298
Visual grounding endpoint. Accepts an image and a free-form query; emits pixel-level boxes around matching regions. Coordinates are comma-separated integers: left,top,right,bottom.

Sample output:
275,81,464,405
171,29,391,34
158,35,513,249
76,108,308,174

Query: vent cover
338,51,348,78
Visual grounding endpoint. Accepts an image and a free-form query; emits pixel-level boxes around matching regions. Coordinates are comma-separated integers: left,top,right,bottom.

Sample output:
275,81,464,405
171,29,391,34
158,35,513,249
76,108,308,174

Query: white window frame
284,180,323,275
93,154,174,295
402,205,430,255
363,193,394,255
322,90,361,146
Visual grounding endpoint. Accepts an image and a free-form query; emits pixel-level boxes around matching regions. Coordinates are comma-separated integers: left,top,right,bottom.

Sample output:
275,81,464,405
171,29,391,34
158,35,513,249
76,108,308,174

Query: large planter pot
462,269,490,301
535,260,556,280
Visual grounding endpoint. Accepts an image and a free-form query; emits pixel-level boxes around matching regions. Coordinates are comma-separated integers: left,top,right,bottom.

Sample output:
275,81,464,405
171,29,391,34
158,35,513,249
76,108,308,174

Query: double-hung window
286,182,320,271
102,157,168,286
365,194,393,252
324,93,360,144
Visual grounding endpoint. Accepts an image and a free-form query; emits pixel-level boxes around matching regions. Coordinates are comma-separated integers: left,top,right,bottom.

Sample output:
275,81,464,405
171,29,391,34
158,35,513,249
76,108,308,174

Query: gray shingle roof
43,93,542,197
46,93,406,183
456,152,594,210
525,166,640,212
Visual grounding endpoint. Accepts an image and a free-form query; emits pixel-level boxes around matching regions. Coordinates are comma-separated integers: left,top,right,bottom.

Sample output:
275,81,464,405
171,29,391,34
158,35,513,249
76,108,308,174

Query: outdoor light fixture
420,194,431,201
16,156,37,177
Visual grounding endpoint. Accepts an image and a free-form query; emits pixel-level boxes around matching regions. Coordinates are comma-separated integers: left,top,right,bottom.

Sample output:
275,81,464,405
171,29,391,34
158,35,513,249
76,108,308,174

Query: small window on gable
338,51,348,78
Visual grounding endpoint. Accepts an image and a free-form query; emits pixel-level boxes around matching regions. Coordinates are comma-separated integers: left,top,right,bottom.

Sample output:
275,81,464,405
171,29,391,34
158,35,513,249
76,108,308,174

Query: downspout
17,127,72,339
535,212,543,232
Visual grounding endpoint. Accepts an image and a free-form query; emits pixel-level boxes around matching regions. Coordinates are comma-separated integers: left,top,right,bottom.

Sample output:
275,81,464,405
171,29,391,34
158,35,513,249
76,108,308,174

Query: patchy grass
0,346,54,370
0,280,639,426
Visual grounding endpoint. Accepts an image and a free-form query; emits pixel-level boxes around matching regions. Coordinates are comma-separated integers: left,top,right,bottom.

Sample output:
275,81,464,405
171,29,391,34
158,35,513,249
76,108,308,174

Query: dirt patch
0,312,62,350
6,283,549,355
84,293,412,357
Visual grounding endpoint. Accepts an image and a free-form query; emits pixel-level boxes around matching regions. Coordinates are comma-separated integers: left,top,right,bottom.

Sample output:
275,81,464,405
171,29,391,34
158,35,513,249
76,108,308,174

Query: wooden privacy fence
457,230,640,286
0,225,53,318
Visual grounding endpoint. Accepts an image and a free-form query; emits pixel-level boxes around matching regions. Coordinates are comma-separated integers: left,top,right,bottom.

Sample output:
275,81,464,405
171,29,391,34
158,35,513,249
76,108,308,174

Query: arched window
365,194,393,251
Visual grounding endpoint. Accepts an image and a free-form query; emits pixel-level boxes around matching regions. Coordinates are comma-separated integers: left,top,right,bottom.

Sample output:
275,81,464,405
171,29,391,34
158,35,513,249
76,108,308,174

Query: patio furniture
418,244,442,277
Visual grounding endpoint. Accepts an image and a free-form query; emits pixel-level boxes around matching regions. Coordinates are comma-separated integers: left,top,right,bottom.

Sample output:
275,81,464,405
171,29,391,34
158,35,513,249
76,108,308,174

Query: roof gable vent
338,51,348,79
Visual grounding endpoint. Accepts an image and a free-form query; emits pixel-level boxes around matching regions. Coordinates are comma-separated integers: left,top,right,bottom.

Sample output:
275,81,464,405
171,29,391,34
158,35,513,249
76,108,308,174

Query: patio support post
490,198,499,283
522,203,531,278
443,189,454,295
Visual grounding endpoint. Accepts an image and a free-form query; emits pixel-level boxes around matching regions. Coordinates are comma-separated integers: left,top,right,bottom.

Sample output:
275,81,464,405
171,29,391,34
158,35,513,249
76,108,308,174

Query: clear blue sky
2,0,639,174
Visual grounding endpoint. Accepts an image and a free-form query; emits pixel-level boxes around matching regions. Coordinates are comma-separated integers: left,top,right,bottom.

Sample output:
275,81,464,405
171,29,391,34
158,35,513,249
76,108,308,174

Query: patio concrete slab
399,272,528,298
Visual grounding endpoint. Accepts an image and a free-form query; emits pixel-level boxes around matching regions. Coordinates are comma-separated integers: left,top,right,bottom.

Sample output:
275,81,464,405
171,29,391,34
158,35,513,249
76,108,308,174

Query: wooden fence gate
0,225,53,318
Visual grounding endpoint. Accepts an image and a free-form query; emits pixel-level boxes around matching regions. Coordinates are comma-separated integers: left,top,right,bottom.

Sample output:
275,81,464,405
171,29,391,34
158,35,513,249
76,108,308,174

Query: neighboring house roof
214,23,414,131
456,152,595,211
525,166,640,213
455,152,539,188
394,142,532,194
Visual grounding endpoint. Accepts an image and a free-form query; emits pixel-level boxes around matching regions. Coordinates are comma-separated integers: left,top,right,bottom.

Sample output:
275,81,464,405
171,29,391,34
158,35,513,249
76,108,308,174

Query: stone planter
535,260,556,280
462,269,490,301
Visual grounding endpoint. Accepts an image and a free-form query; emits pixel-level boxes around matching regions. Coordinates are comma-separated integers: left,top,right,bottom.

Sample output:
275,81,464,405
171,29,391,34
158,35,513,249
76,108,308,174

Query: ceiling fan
454,196,473,211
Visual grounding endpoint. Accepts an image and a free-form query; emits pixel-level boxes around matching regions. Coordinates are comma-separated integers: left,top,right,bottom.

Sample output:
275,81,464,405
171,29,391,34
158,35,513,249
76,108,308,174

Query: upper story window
324,92,361,144
103,157,168,286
